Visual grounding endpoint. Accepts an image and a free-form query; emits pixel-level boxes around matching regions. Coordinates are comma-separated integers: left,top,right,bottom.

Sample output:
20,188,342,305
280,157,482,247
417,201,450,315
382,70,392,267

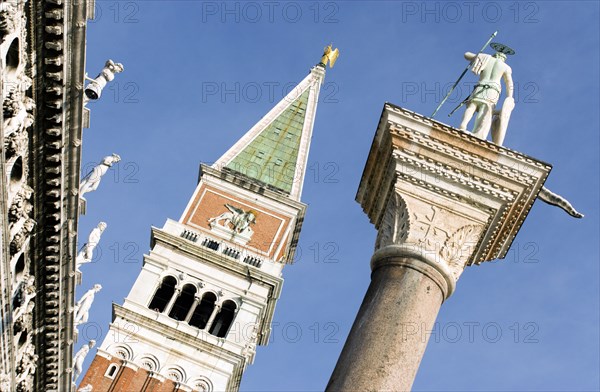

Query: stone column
327,245,454,391
326,104,551,391
164,288,181,315
184,296,201,323
205,304,221,331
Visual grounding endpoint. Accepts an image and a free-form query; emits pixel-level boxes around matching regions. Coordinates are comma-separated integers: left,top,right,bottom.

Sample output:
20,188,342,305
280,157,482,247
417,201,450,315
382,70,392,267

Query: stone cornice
357,104,551,280
29,0,89,391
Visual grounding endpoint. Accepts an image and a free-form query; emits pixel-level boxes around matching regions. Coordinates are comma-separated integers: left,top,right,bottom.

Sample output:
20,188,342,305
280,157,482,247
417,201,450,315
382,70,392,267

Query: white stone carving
2,95,35,137
74,284,102,327
165,366,185,383
375,193,409,250
208,204,257,242
0,3,17,37
8,185,33,226
73,340,96,382
15,347,37,392
10,218,36,255
13,301,34,334
84,60,124,101
79,154,121,199
6,129,29,159
440,225,483,280
139,355,160,372
193,378,212,392
459,49,514,144
375,191,483,281
76,222,107,271
12,275,36,321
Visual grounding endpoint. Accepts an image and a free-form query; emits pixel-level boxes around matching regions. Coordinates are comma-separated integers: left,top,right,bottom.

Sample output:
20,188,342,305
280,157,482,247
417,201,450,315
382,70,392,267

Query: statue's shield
491,98,515,145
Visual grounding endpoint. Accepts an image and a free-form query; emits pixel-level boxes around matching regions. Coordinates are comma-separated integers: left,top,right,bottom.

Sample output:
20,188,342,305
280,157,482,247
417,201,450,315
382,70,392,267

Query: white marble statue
3,96,35,137
14,302,34,333
15,352,37,387
453,43,583,218
12,275,36,321
76,222,107,271
208,204,257,236
79,154,121,199
74,284,102,327
73,340,96,382
85,60,124,100
459,43,514,144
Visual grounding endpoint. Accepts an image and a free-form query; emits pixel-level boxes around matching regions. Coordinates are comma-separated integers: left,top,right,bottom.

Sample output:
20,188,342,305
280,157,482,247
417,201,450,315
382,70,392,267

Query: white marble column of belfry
326,103,551,391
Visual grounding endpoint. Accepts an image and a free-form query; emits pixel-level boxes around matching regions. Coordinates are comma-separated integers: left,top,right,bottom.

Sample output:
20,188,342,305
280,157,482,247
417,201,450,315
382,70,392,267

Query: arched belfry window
189,292,217,329
148,276,177,313
168,284,196,321
209,300,237,338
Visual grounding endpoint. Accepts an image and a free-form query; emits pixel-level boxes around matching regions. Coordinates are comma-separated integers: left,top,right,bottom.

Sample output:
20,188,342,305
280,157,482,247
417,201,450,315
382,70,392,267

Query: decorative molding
357,103,551,280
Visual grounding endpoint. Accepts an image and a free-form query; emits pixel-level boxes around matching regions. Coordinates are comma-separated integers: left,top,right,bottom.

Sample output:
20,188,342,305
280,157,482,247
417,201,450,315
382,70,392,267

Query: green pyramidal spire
225,89,309,194
214,64,327,201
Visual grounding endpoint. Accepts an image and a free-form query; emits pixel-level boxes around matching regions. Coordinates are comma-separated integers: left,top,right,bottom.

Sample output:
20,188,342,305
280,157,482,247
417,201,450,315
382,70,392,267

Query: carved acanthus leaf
440,225,483,280
375,192,410,250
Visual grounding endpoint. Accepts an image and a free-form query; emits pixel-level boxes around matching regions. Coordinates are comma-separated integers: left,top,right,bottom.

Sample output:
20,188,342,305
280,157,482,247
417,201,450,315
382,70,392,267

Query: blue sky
77,1,599,390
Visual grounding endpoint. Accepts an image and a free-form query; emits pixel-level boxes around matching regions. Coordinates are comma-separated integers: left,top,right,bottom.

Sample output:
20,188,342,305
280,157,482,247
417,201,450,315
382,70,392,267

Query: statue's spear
430,31,498,118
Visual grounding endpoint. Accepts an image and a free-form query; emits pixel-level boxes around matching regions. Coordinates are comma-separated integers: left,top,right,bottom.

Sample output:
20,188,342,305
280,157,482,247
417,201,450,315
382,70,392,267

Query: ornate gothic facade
1,0,92,390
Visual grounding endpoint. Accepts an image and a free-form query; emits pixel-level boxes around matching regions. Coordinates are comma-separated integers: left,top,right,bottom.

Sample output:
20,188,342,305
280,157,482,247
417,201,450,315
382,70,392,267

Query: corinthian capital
359,104,552,282
375,189,483,280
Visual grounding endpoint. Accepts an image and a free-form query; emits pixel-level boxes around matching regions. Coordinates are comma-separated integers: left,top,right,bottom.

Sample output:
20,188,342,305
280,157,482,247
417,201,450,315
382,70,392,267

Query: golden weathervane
320,44,340,68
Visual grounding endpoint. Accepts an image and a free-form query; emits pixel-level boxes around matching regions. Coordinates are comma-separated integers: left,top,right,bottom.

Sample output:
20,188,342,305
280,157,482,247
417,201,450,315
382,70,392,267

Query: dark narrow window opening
189,292,217,329
209,300,237,338
17,330,27,347
201,238,219,251
6,38,20,75
168,284,196,321
148,276,177,313
14,253,25,280
10,156,23,189
105,364,119,379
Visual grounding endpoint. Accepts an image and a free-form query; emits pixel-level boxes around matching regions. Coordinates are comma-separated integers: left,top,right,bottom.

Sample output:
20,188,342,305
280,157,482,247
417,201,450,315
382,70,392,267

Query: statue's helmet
490,42,515,56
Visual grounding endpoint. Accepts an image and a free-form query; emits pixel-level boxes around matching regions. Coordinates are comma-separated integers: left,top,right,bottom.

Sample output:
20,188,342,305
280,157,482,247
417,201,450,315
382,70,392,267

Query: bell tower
78,49,336,392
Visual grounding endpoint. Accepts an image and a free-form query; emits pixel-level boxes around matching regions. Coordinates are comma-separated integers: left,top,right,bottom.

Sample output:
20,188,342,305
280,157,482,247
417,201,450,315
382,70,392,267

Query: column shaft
326,247,452,391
